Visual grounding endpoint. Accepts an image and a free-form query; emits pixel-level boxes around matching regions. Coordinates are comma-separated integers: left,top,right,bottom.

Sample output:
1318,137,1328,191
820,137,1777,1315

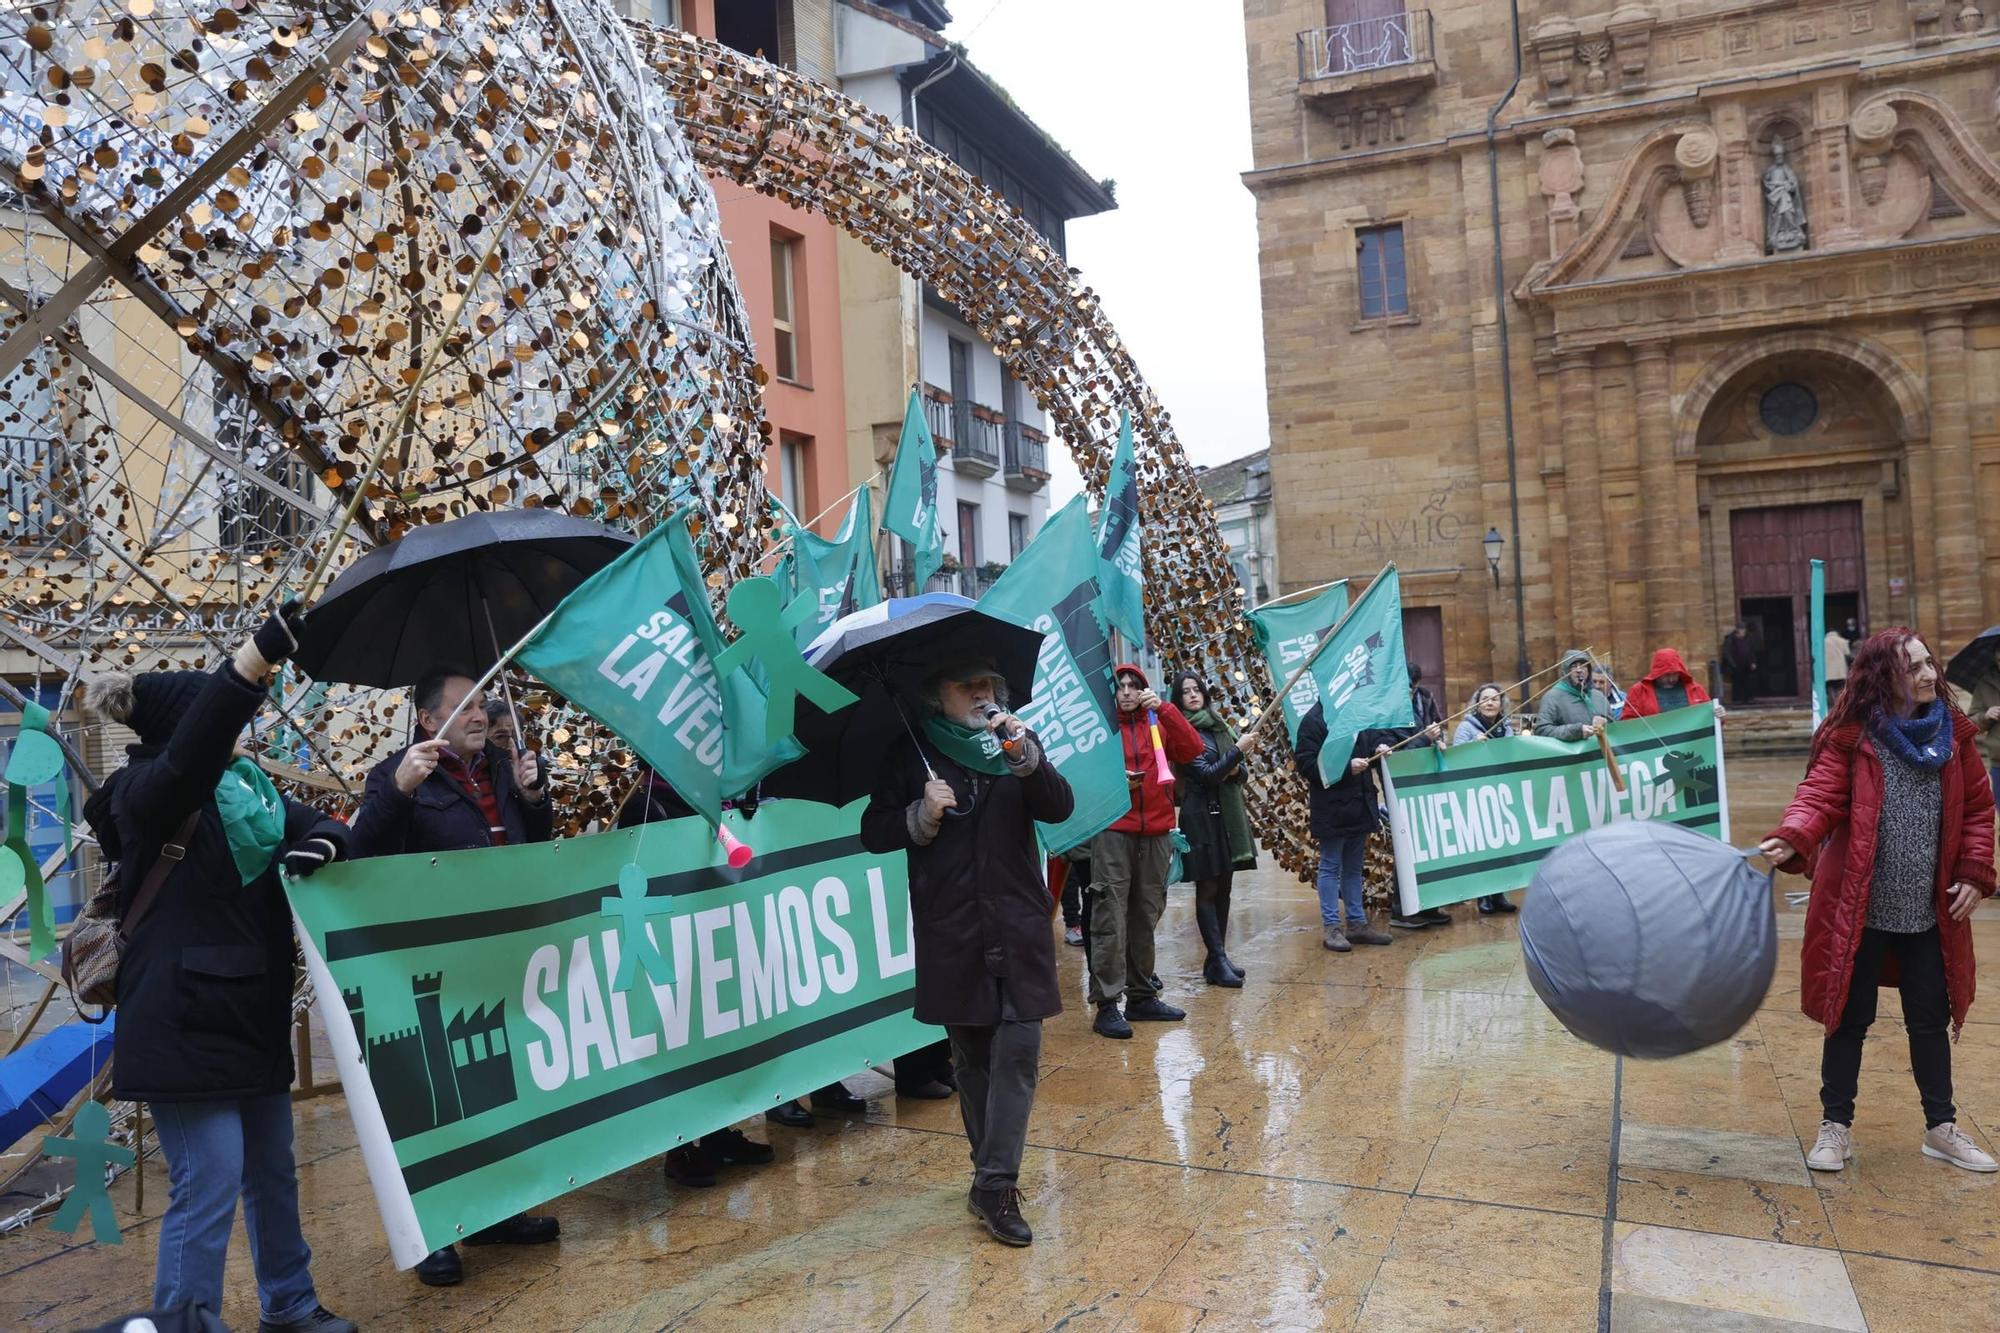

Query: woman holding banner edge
1450,684,1520,916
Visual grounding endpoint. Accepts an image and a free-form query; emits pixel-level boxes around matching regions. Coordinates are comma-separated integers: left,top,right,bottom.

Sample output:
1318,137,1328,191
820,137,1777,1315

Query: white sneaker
1923,1122,1999,1173
1806,1120,1852,1172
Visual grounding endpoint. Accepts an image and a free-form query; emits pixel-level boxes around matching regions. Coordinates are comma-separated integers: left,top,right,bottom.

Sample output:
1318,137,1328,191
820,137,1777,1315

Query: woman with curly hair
1760,629,1997,1174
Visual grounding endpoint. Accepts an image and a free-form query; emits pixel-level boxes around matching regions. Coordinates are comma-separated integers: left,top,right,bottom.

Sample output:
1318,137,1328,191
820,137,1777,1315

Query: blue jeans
151,1094,319,1324
1315,833,1370,929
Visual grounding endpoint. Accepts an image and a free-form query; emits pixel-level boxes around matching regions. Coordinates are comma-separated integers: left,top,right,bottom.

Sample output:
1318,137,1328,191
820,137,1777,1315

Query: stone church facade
1244,0,2000,706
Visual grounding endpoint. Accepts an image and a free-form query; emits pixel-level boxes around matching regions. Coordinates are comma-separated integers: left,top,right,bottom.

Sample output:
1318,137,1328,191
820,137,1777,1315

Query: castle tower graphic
343,972,518,1141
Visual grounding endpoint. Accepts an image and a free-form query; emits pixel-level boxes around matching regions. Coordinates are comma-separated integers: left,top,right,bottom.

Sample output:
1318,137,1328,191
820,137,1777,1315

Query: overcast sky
941,0,1270,505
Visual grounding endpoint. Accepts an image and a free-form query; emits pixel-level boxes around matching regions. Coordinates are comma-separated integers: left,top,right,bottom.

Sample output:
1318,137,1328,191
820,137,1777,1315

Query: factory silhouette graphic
343,973,518,1141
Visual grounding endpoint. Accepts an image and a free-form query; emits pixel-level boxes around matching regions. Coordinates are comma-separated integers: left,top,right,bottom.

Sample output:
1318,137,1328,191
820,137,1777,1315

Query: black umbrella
1946,627,2000,694
293,509,633,688
759,593,1046,806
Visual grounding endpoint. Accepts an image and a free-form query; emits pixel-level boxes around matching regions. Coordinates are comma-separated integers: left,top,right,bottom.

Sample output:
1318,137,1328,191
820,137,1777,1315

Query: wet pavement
6,755,1999,1330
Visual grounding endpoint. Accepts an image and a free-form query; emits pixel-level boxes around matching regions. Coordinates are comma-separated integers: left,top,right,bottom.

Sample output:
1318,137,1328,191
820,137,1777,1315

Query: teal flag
1094,411,1146,648
982,497,1131,853
1382,704,1725,912
1247,582,1350,742
782,485,883,649
1309,564,1415,785
287,799,937,1269
1809,559,1827,731
516,512,799,822
882,390,945,592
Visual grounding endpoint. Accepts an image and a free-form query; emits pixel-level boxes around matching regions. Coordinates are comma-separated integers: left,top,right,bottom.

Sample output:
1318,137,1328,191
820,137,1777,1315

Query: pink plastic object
716,823,754,869
1146,710,1174,785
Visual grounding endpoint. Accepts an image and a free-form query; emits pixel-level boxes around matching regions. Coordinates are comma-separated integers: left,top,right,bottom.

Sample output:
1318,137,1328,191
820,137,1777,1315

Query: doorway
1402,606,1445,712
1728,501,1866,703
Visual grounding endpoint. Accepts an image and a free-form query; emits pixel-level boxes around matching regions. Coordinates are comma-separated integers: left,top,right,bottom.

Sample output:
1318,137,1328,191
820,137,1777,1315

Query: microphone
979,702,1023,755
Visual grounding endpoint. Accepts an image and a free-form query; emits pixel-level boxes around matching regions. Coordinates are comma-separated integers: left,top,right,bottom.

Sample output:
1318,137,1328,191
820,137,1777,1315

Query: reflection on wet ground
7,757,1998,1329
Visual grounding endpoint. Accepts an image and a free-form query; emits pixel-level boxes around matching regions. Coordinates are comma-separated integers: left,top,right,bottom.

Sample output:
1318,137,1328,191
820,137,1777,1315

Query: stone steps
1721,707,1814,759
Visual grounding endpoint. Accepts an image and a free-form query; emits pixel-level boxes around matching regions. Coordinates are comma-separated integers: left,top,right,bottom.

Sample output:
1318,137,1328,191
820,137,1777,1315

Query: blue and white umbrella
764,592,1045,806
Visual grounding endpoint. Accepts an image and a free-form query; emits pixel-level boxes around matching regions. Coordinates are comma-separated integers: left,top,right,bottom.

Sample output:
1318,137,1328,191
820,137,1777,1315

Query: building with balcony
1245,0,2000,708
836,1,1115,594
1196,450,1279,609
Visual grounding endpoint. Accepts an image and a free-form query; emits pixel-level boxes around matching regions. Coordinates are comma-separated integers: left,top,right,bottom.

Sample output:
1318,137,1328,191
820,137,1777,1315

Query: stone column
1925,307,1984,643
1632,340,1680,645
1559,350,1610,649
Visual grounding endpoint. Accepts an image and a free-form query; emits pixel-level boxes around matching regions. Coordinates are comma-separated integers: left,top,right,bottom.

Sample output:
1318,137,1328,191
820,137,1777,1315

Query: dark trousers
1820,926,1956,1128
946,1020,1043,1192
1061,857,1089,928
1194,871,1234,963
1727,666,1755,705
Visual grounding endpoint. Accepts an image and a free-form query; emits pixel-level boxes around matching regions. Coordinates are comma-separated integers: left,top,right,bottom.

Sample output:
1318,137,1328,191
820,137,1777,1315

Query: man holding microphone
861,656,1073,1247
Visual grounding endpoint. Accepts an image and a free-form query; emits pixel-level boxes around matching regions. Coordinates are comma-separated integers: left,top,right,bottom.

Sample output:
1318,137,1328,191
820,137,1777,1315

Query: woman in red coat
1760,629,1997,1175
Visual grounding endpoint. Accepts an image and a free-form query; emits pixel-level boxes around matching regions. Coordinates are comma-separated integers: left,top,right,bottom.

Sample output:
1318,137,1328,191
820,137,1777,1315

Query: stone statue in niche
1763,141,1808,253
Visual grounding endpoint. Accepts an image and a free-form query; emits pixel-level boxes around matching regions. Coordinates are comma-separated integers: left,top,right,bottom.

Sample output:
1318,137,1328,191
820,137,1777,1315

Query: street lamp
1482,527,1504,588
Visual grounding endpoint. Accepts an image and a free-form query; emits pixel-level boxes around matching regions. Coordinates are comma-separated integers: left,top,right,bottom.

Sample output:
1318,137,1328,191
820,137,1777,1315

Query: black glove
253,598,306,666
281,836,338,879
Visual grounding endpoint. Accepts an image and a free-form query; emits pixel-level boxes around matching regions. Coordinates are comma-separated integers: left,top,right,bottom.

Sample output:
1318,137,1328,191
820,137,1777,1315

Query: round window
1759,382,1818,436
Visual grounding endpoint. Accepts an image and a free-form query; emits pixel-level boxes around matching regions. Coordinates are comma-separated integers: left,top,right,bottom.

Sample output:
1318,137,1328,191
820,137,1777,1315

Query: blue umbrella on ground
758,593,1044,807
0,1015,115,1154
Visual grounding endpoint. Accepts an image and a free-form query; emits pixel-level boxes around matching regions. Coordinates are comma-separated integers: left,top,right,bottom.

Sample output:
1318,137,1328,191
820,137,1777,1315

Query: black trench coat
82,665,349,1103
861,732,1074,1026
1177,728,1247,882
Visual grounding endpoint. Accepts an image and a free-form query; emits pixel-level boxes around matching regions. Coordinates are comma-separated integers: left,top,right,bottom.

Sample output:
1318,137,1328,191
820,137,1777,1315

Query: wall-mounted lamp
1482,527,1504,588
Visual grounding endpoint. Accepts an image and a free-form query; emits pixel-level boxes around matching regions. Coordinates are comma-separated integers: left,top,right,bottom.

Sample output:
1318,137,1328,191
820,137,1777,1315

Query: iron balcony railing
957,415,1002,471
1002,422,1047,476
1298,10,1432,81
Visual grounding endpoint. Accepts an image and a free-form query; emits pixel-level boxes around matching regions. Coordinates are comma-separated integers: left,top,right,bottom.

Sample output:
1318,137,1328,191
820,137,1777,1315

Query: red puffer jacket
1105,664,1204,838
1766,713,1996,1037
1621,647,1712,718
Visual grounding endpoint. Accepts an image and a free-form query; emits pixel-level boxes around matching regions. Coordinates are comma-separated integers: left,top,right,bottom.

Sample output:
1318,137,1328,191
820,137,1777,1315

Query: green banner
1094,411,1146,648
883,389,946,591
1380,703,1728,911
784,485,884,649
288,799,936,1268
1247,582,1349,742
982,495,1130,854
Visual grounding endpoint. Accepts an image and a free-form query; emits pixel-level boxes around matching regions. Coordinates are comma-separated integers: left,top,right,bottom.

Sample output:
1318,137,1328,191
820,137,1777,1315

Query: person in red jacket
1086,664,1205,1039
1760,629,1998,1175
1621,647,1723,719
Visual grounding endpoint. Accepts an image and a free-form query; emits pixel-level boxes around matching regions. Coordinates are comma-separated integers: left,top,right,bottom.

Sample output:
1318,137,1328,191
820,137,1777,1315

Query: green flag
982,497,1131,853
783,485,883,649
517,512,799,822
1247,582,1350,742
1094,410,1146,647
1809,558,1827,731
882,390,945,592
1309,564,1415,785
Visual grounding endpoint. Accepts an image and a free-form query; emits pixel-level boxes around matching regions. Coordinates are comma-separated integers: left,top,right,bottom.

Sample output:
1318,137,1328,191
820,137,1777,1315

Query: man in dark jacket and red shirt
862,656,1074,1246
1085,664,1204,1039
349,666,560,1287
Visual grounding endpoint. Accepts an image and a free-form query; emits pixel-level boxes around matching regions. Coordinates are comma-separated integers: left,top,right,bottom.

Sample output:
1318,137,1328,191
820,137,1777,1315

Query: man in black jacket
861,657,1073,1247
348,666,558,1287
1294,702,1398,953
81,605,357,1333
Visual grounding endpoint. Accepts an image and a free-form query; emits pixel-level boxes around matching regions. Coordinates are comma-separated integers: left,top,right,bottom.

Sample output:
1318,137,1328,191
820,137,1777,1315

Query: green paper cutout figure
712,576,859,746
601,863,672,990
42,1101,134,1245
0,844,22,894
5,702,65,787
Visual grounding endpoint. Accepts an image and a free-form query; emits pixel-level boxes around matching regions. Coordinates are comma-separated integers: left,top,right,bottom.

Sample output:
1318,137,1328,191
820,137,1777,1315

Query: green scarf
215,757,285,885
922,716,1011,776
1185,709,1256,869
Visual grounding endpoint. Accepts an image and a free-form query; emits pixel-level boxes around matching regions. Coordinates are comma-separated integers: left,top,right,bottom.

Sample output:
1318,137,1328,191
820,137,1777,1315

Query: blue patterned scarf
1872,700,1952,772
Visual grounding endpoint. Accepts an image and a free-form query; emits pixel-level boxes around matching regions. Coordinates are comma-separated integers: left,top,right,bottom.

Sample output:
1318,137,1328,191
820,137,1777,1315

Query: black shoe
765,1099,815,1128
701,1127,774,1166
895,1079,954,1100
1218,953,1247,981
1126,996,1186,1022
1093,1003,1133,1039
415,1245,462,1287
664,1143,718,1187
1389,913,1429,930
465,1212,560,1246
261,1307,358,1333
1485,894,1518,914
1203,958,1243,988
968,1186,1033,1246
810,1084,867,1112
1419,907,1453,925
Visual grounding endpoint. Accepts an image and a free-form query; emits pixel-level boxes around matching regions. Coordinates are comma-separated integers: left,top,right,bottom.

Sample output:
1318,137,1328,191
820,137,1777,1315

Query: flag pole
433,609,558,741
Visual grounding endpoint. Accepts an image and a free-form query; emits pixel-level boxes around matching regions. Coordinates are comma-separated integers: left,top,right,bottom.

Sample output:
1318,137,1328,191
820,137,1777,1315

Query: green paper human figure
42,1101,134,1245
713,576,858,746
601,863,672,990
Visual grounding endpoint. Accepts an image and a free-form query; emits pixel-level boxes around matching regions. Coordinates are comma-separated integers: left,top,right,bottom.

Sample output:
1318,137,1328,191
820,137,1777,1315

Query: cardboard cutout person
42,1100,134,1244
713,577,858,746
601,864,673,990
